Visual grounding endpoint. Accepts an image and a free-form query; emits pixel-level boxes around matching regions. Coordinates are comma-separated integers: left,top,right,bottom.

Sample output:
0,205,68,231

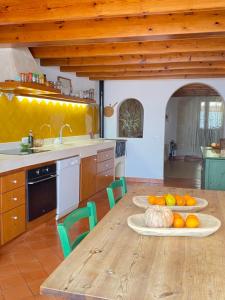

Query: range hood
0,47,41,81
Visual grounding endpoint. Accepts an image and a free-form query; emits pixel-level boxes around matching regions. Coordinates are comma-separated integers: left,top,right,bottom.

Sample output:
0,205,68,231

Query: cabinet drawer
1,171,25,193
96,168,114,192
97,148,114,162
97,159,114,174
1,204,26,245
1,187,25,213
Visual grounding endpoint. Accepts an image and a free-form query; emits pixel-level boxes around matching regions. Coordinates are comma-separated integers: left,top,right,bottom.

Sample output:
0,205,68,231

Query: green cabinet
203,158,225,190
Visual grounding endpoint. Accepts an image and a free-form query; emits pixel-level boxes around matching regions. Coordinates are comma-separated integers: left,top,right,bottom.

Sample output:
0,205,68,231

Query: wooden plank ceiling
1,1,225,80
172,84,220,97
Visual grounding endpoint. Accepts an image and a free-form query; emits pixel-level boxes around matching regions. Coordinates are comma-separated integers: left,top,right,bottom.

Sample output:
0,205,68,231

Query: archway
164,83,224,188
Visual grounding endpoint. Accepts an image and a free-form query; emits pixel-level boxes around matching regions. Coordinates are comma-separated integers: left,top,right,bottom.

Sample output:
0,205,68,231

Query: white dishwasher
56,156,80,220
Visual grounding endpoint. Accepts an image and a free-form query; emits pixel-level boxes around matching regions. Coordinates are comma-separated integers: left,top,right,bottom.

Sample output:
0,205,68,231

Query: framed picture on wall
57,76,72,95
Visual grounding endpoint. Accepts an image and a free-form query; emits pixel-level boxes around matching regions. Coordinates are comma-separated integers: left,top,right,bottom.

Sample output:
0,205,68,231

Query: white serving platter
127,213,221,237
133,195,208,212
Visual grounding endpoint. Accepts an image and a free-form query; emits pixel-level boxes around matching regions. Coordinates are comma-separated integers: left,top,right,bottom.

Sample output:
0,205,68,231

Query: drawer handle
105,174,108,177
12,179,17,184
12,197,18,201
12,216,18,220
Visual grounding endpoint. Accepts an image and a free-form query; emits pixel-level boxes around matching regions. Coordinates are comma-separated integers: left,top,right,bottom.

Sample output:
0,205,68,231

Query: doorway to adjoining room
164,83,224,188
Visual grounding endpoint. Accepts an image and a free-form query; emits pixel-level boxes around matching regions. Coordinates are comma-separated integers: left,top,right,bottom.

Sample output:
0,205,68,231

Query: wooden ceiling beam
76,69,225,77
31,37,225,58
41,52,225,67
61,62,225,73
1,0,225,25
172,84,220,97
89,74,225,80
2,11,225,46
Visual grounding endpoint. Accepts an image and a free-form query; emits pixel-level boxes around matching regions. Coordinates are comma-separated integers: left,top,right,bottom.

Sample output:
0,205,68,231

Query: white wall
38,62,99,103
104,79,225,179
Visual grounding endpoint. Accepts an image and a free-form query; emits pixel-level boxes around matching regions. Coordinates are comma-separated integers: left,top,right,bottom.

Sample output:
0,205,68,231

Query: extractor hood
0,47,41,81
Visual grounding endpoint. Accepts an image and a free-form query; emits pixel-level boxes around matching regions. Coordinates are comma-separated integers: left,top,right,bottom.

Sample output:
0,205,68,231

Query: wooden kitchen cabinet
0,186,25,213
0,171,25,193
1,204,26,244
96,148,115,193
96,168,114,192
80,148,115,201
80,155,97,201
0,170,26,245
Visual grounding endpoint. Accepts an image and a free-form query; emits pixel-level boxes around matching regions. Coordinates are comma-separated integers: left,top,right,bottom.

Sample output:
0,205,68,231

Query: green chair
57,201,97,258
120,176,127,194
106,178,127,209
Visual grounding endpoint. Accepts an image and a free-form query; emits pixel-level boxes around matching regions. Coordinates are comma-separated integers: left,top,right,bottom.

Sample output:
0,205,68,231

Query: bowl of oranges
127,210,221,237
132,193,208,212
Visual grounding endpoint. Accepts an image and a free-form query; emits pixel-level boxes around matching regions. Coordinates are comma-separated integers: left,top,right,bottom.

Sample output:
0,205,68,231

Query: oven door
27,175,57,221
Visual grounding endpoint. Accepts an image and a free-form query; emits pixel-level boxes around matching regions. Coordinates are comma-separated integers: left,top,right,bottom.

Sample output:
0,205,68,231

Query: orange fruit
185,215,200,228
184,194,197,206
186,214,197,219
173,216,185,228
148,195,156,205
173,212,183,219
175,195,186,206
155,196,166,206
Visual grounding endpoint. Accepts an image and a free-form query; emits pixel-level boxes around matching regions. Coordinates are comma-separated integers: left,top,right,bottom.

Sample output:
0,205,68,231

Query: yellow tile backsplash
0,95,99,143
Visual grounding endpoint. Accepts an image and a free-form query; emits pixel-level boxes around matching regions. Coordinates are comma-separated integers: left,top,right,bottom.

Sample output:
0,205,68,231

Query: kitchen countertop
0,139,116,174
201,146,225,160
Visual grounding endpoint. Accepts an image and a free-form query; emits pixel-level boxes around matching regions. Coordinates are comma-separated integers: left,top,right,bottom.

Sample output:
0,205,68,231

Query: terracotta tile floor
0,177,198,299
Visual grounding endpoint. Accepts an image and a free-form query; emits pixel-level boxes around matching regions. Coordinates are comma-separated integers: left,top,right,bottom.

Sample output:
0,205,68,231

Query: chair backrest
120,176,127,193
57,201,97,258
106,178,126,209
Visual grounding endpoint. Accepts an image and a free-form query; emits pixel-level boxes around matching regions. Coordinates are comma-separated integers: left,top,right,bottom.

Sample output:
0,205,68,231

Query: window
118,98,144,138
200,101,224,129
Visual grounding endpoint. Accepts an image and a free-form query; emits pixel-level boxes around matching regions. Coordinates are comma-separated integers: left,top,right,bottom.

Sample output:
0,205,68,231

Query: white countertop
0,139,116,174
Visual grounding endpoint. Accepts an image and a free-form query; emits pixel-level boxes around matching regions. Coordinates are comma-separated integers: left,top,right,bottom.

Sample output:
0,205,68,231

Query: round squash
144,205,174,228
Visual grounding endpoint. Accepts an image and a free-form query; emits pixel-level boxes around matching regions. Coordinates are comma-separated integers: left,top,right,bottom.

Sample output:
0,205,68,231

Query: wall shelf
0,81,60,95
0,81,96,104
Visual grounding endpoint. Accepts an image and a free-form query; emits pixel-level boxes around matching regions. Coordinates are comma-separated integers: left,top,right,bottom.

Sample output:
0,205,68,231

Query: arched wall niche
118,98,144,138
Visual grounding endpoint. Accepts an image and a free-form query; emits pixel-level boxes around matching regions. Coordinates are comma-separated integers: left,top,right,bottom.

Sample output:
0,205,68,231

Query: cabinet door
80,156,97,201
205,159,225,190
96,168,114,193
1,204,26,245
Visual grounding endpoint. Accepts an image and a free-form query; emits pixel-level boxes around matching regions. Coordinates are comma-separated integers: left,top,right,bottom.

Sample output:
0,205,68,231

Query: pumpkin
144,205,174,228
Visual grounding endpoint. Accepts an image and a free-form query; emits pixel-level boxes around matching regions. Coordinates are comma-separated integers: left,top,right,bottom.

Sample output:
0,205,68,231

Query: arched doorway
164,83,224,188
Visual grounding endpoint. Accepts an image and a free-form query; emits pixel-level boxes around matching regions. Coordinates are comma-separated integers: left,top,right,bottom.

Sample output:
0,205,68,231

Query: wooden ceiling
172,84,220,97
2,1,225,80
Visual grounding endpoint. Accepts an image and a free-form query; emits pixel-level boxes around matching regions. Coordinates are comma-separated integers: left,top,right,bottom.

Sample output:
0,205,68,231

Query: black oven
27,164,57,221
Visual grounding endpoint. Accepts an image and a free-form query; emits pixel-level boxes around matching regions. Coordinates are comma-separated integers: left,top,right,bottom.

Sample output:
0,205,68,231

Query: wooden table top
41,185,225,300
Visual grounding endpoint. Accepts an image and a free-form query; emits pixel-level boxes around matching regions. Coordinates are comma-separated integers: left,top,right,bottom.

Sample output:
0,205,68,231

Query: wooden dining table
41,185,225,299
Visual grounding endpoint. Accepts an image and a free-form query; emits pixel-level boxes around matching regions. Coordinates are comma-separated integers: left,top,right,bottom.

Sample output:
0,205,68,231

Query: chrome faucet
59,124,72,144
40,123,52,137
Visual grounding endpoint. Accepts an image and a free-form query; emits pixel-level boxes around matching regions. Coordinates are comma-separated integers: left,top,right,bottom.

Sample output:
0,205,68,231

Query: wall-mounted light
5,93,14,101
16,96,88,107
0,92,14,101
